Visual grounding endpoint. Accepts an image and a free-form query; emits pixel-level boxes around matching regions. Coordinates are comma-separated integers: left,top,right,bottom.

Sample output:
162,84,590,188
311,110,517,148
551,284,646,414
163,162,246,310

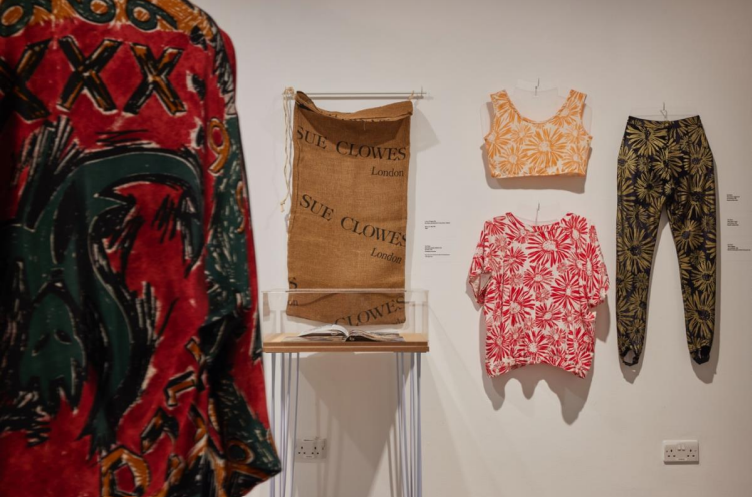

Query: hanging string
280,87,295,212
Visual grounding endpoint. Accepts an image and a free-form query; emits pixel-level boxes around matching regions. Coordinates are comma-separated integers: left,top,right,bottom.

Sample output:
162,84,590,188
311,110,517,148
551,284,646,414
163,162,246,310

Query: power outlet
663,440,699,463
295,437,327,461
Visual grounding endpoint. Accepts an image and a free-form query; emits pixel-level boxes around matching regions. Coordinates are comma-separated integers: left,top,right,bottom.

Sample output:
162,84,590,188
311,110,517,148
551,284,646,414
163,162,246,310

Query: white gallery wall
194,1,752,496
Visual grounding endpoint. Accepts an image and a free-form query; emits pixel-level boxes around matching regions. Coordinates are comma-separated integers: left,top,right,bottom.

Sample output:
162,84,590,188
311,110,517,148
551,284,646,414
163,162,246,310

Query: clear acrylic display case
260,288,429,349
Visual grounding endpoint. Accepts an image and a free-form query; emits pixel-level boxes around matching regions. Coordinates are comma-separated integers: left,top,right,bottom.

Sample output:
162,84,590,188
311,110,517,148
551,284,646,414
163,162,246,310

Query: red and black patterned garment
0,2,280,496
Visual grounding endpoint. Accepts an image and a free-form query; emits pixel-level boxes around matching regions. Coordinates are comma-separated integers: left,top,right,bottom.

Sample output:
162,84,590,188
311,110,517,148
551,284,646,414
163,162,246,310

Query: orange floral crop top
484,90,593,178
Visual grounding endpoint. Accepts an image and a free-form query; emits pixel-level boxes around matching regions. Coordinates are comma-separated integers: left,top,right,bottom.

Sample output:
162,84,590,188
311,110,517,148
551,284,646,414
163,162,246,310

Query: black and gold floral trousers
617,116,717,366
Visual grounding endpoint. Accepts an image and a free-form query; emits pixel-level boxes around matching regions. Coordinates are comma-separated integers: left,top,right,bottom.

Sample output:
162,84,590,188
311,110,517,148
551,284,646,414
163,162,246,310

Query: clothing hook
661,102,669,121
534,78,540,97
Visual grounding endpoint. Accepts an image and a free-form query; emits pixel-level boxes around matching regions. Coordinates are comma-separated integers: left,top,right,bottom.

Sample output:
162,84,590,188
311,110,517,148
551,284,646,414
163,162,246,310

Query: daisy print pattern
616,116,717,367
469,213,609,379
484,90,592,178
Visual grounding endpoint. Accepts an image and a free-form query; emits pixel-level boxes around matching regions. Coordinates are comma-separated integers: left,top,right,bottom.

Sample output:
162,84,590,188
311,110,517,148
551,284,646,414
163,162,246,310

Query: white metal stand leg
270,353,301,497
416,353,423,497
396,352,423,497
396,353,407,497
281,354,287,496
270,354,277,497
412,353,418,496
289,353,300,496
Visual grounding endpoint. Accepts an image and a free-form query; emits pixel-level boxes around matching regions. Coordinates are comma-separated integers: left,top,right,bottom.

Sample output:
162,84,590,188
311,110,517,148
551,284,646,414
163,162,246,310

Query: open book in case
260,289,429,353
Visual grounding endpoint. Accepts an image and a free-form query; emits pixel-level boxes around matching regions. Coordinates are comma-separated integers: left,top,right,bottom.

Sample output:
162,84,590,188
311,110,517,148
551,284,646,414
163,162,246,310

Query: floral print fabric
0,3,280,496
469,213,609,378
484,90,592,178
616,116,717,366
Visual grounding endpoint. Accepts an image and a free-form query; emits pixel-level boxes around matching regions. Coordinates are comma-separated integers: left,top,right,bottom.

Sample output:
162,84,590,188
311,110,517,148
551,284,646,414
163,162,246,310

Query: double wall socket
663,440,699,463
295,437,327,461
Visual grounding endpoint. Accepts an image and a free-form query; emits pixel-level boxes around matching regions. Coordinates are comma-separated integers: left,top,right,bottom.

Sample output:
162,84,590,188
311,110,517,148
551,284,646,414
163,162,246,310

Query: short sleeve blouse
469,213,609,378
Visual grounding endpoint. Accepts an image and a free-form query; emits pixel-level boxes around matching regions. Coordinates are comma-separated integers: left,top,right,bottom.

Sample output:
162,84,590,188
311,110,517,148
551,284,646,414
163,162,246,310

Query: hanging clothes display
616,116,717,366
469,213,609,378
484,89,592,178
0,2,280,496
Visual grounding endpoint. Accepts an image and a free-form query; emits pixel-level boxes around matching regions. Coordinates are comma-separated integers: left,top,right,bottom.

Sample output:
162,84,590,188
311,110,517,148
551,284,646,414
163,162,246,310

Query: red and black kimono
0,2,280,496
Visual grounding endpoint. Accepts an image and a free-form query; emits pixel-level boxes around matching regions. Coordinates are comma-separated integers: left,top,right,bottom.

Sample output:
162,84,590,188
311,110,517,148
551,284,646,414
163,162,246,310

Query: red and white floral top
469,213,609,378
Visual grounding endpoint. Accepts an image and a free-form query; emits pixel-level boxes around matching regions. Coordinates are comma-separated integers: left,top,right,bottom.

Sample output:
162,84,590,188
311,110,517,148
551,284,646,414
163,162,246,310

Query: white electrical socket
295,437,327,461
663,440,699,463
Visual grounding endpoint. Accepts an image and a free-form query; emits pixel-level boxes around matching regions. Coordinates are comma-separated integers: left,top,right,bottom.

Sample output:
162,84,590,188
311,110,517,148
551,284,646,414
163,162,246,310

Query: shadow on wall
411,101,440,154
692,157,721,383
297,353,395,497
423,305,541,493
465,282,611,425
480,101,588,194
298,350,440,497
693,157,721,383
405,104,440,290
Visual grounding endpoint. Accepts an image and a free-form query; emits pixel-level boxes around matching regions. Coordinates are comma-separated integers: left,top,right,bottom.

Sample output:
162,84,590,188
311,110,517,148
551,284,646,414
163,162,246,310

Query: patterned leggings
616,116,717,366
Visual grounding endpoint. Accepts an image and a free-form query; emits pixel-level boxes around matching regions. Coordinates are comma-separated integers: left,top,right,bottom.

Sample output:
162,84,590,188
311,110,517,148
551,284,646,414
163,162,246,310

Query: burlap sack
287,92,413,326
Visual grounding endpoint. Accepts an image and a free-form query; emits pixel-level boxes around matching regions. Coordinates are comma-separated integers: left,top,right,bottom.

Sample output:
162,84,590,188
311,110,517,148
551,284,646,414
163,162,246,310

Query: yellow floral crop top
484,90,592,178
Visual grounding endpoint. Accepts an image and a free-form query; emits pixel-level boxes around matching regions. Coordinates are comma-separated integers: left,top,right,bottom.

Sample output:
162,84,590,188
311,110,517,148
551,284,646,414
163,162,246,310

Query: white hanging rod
285,89,426,100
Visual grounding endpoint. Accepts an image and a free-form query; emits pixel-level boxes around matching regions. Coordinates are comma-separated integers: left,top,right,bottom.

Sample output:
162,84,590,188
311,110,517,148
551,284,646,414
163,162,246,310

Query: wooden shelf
262,333,429,354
